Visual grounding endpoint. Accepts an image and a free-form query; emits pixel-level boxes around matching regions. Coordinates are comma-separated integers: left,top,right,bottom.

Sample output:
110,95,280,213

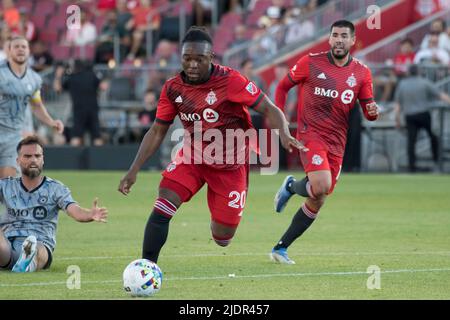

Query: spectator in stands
54,60,104,147
414,33,450,65
391,38,416,78
420,18,450,52
117,0,133,34
284,7,314,45
29,40,54,72
230,24,247,49
137,40,179,100
248,7,283,63
1,0,20,34
394,64,450,172
134,88,158,141
97,0,117,14
64,11,97,47
126,0,161,60
15,8,36,42
192,0,213,26
95,10,131,64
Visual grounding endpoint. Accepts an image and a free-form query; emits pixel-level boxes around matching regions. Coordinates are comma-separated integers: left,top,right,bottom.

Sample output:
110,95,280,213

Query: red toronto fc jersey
156,64,264,169
288,51,374,156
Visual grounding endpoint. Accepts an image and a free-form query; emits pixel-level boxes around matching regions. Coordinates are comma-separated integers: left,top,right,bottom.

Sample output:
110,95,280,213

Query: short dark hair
182,26,212,45
17,135,44,153
400,38,414,46
330,20,355,35
9,35,28,48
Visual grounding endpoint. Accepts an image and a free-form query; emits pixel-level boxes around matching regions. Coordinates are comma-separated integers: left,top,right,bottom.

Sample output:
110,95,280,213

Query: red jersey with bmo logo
286,51,374,157
155,63,264,169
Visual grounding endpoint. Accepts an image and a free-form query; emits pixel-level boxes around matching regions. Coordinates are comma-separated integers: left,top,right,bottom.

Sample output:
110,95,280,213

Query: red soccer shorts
298,139,343,194
160,162,249,227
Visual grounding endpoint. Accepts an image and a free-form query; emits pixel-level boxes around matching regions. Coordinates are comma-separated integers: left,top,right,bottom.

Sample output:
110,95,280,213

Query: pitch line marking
1,267,450,288
56,251,450,261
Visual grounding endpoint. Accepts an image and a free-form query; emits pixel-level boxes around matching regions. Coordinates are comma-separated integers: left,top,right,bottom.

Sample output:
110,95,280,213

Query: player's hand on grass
118,172,137,195
52,119,64,134
91,198,108,223
280,133,309,153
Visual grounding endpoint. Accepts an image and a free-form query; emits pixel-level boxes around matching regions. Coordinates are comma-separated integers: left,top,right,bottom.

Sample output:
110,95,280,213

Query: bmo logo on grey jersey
7,206,48,220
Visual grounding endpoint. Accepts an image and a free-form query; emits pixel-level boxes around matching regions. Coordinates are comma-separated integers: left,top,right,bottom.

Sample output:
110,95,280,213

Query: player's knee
212,234,233,247
310,180,332,198
211,221,237,247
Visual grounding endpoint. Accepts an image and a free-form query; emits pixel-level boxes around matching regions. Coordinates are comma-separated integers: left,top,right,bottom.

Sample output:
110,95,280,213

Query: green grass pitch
1,171,449,299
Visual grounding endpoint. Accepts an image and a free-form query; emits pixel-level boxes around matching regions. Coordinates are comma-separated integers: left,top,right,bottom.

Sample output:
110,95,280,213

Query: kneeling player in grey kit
0,136,108,272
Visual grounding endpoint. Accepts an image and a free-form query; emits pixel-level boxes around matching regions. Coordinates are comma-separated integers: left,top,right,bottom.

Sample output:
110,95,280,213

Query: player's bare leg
0,166,17,179
142,188,182,264
271,170,331,264
0,230,12,268
210,221,236,247
304,170,331,212
30,243,49,271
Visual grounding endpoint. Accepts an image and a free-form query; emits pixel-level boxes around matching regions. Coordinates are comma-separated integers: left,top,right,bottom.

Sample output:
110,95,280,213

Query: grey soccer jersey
0,176,76,251
0,60,42,132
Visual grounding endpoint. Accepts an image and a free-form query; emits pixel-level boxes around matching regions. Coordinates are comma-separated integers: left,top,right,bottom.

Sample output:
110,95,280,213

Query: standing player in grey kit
0,36,64,179
0,136,108,272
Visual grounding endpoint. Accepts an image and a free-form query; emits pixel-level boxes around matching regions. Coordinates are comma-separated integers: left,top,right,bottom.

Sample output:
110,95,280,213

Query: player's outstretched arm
254,95,308,153
30,98,64,133
118,122,170,195
66,198,108,223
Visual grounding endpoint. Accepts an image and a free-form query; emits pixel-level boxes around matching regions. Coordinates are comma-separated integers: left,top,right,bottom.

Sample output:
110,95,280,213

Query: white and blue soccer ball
123,259,163,297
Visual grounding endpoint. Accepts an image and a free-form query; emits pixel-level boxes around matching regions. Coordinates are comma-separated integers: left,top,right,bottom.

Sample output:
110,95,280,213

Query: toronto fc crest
346,74,357,88
205,90,217,105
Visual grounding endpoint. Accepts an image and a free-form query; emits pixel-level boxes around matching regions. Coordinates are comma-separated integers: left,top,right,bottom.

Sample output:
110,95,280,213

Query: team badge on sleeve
245,82,258,95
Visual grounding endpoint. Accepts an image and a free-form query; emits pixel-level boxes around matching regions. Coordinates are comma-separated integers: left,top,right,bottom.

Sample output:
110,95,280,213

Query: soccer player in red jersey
118,27,306,264
271,20,380,264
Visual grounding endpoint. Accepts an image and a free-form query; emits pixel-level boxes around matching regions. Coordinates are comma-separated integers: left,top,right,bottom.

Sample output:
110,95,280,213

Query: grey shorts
0,132,21,168
0,236,53,270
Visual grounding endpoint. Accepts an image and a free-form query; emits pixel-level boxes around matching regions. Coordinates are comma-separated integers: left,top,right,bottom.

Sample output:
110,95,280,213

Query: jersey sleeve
358,67,377,121
227,71,264,110
155,83,177,125
358,67,375,103
287,55,310,84
30,73,44,105
53,183,77,212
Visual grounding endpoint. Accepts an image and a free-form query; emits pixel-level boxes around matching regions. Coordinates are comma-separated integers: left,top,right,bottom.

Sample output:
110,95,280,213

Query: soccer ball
123,259,163,297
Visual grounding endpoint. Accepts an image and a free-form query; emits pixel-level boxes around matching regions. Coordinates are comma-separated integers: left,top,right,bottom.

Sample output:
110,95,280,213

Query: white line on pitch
55,251,450,261
1,267,450,288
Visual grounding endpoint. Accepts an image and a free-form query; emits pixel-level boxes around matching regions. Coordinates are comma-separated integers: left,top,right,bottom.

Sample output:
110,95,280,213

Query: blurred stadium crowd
0,0,449,172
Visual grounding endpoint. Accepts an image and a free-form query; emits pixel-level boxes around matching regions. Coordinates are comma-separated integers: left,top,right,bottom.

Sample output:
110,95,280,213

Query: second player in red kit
271,20,380,264
118,27,305,264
